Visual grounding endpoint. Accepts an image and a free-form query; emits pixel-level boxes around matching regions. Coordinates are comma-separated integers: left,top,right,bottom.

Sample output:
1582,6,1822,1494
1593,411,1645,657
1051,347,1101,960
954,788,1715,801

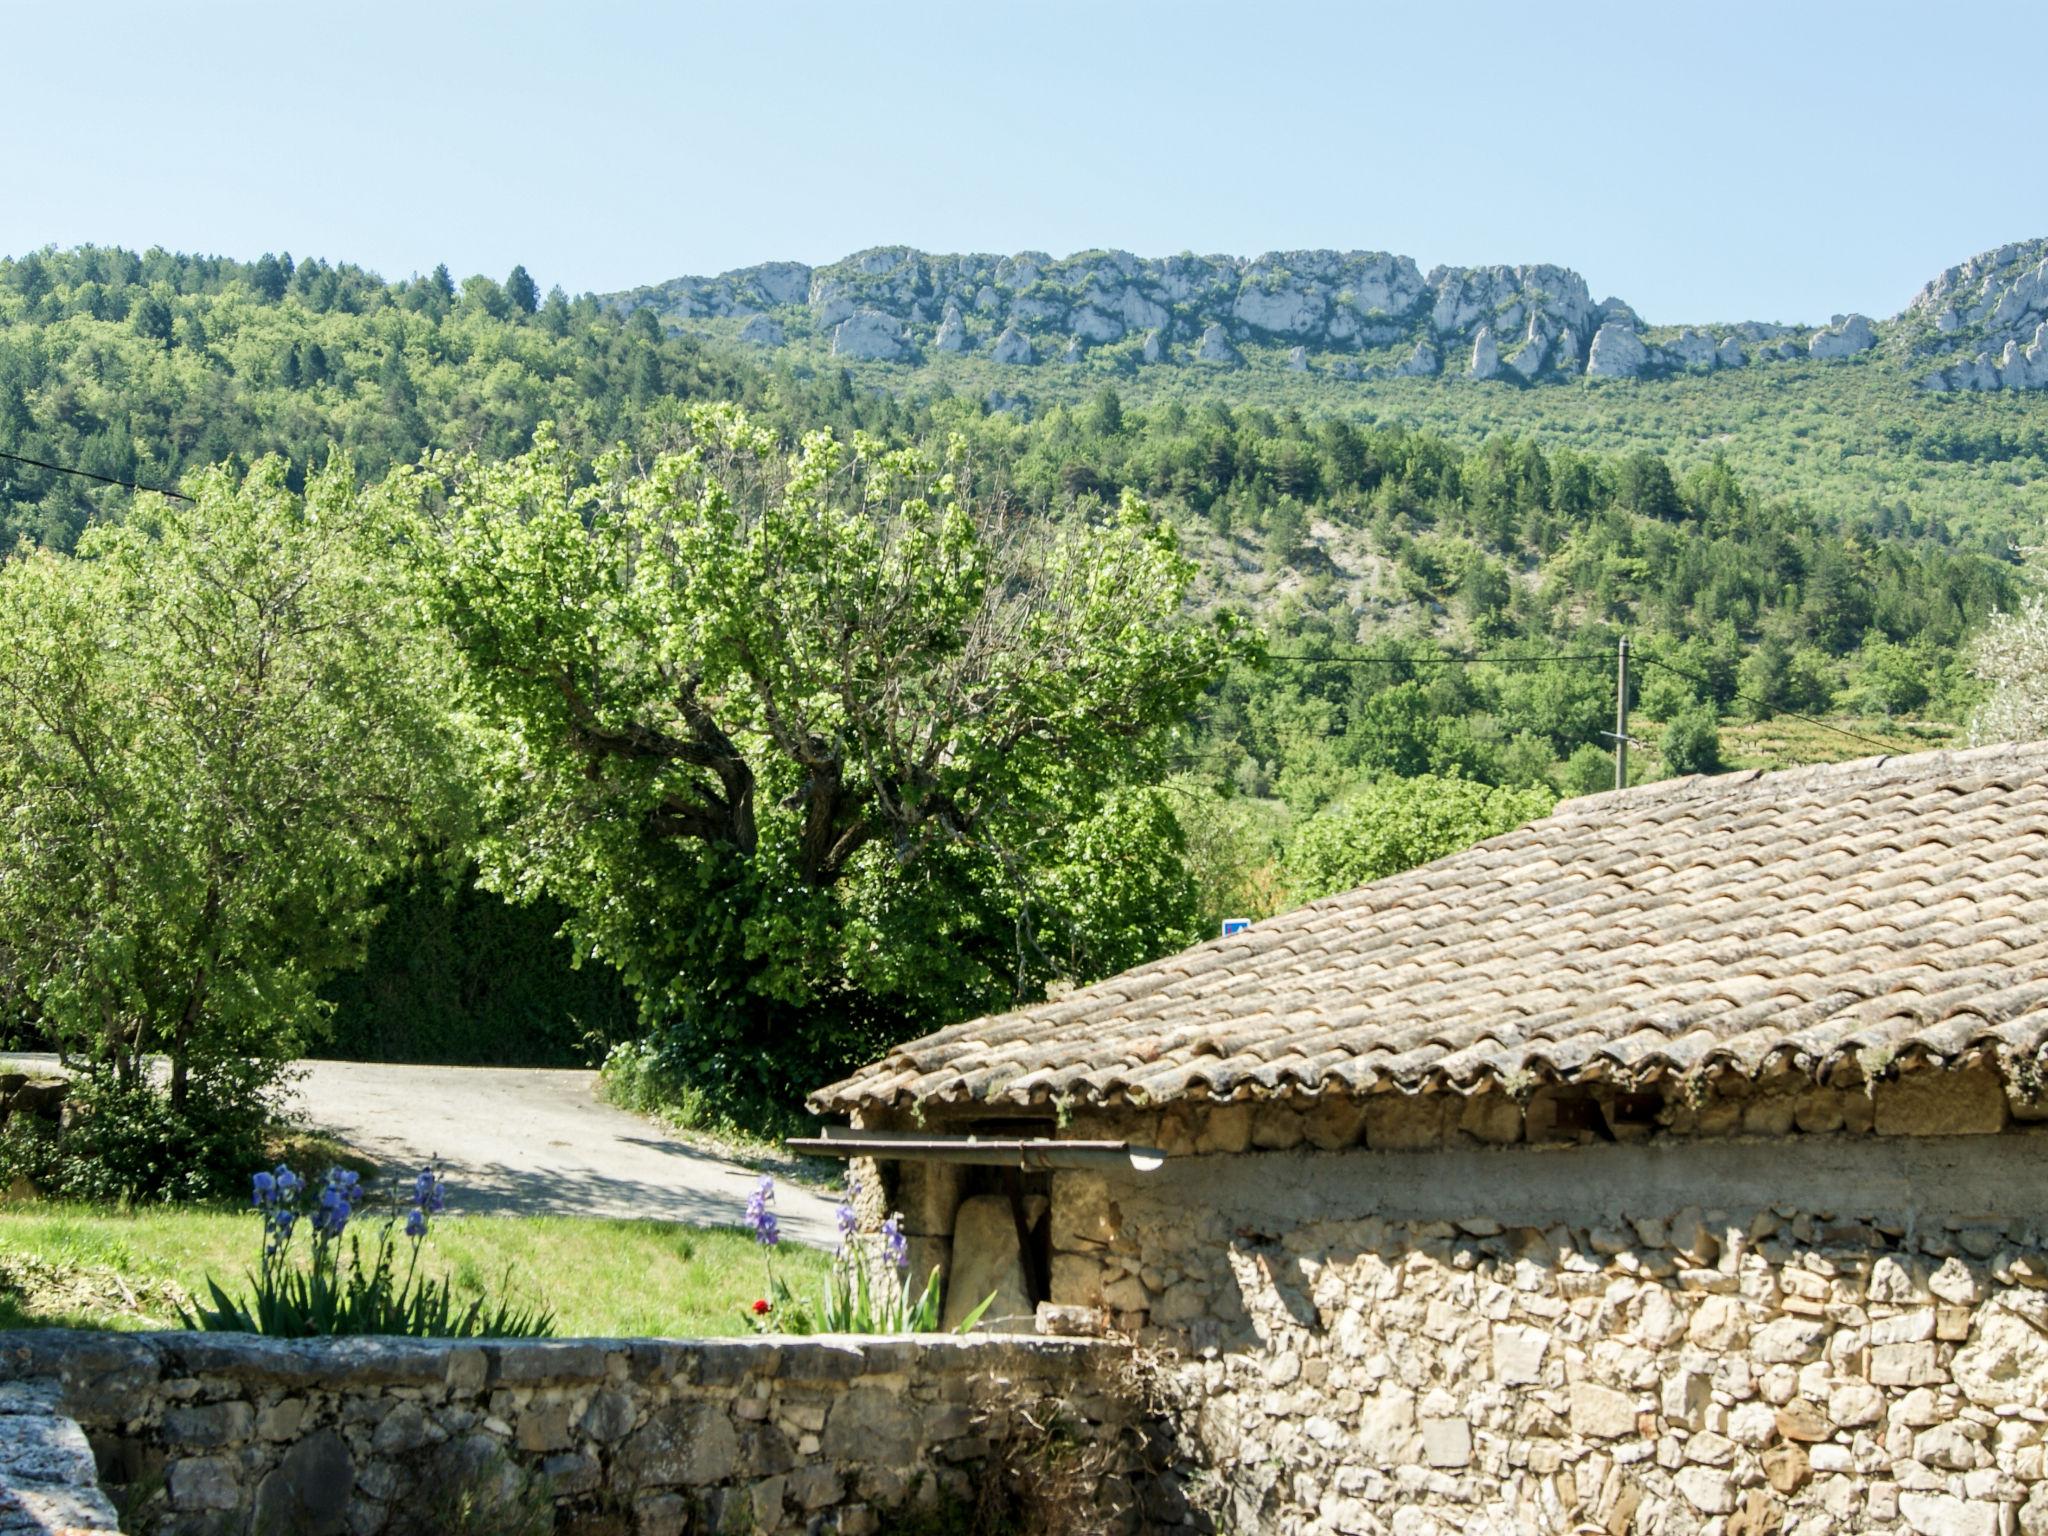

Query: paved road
1,1055,837,1246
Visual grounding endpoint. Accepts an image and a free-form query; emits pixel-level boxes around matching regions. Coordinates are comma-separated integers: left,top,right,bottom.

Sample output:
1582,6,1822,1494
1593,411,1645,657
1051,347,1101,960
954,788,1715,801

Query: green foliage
1559,744,1616,796
0,245,924,553
185,1166,553,1338
5,240,2037,1141
598,1038,814,1146
1283,776,1557,903
418,410,1249,1115
1660,706,1725,777
318,874,637,1067
0,461,467,1146
0,1069,272,1205
755,1260,994,1336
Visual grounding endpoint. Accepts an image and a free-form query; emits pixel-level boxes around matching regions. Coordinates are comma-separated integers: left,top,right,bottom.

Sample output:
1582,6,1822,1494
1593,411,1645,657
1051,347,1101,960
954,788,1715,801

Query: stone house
812,744,2048,1535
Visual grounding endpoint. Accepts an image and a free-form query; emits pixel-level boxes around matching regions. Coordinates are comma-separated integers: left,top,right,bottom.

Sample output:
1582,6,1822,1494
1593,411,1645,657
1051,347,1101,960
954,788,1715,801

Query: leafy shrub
185,1163,552,1337
0,1069,273,1205
599,1039,816,1147
1660,707,1725,777
1559,744,1617,796
1283,775,1556,903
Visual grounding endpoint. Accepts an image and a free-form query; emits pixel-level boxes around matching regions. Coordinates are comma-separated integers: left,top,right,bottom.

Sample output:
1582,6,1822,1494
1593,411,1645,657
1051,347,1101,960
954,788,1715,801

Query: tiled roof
814,743,2048,1114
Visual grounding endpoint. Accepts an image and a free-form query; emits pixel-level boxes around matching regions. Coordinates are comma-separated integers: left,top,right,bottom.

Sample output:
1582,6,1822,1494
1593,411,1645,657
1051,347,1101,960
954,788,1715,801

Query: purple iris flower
835,1201,859,1246
274,1165,301,1199
411,1167,445,1215
313,1188,349,1238
881,1214,908,1273
745,1176,779,1247
405,1208,428,1239
252,1170,276,1208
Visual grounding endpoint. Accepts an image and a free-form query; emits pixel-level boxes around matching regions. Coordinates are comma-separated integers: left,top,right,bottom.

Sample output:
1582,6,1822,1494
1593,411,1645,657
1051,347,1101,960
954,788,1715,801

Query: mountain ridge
607,239,2048,393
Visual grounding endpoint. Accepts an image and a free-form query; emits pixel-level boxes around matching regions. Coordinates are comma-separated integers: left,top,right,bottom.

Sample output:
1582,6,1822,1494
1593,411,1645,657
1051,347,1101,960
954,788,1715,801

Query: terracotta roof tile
814,743,2048,1113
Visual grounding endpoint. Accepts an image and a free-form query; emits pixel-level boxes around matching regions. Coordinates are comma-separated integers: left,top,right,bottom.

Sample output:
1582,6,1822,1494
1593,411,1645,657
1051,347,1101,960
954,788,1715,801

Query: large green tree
0,461,465,1123
417,409,1247,1111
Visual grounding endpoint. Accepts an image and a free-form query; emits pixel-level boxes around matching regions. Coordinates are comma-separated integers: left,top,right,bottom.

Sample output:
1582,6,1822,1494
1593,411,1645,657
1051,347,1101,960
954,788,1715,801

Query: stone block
1687,1294,1751,1350
1458,1092,1523,1145
1761,1443,1809,1493
1871,1308,1937,1346
488,1341,609,1385
1929,1258,1983,1305
1357,1385,1419,1460
1674,1464,1735,1513
1749,1316,1828,1363
895,1162,965,1238
1569,1382,1639,1440
544,1450,603,1497
257,1396,308,1441
1193,1103,1253,1154
1661,1368,1711,1429
1685,1429,1735,1465
1301,1095,1369,1150
822,1387,922,1467
1829,1380,1884,1427
617,1401,740,1488
160,1400,254,1449
787,1463,846,1510
0,1412,98,1486
1774,1398,1830,1441
634,1493,689,1536
1898,1490,1999,1536
1049,1174,1119,1250
168,1454,240,1512
370,1399,431,1454
944,1193,1046,1331
1363,1092,1456,1150
1420,1415,1472,1468
1251,1103,1305,1150
1491,1323,1548,1386
1874,1065,2009,1137
1871,1341,1944,1388
515,1399,576,1453
582,1387,638,1443
1953,1309,2048,1407
1049,1252,1105,1309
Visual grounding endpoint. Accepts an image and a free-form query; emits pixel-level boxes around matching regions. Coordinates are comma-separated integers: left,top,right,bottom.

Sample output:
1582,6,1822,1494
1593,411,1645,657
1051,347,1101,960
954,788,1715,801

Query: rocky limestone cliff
606,238,2048,391
1907,239,2048,391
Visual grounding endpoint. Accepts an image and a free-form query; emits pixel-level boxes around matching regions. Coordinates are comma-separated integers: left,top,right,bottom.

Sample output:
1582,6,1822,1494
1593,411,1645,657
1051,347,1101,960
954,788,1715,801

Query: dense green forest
0,244,2037,1122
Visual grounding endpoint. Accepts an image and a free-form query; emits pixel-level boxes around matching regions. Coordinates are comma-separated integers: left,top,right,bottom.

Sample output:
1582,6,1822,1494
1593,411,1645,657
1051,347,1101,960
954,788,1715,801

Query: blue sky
6,0,2040,324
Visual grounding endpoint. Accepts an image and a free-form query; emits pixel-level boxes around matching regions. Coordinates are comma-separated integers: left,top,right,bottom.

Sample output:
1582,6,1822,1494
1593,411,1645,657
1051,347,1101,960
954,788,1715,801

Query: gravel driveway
1,1055,837,1246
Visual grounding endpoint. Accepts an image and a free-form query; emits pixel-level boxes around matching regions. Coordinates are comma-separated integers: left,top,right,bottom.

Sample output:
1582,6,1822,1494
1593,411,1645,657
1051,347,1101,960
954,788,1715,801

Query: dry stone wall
0,1331,1148,1536
1040,1099,2048,1536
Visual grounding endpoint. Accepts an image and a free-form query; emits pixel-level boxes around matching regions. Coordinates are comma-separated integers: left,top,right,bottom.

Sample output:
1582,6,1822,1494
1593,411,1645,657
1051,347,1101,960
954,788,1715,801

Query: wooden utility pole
1614,635,1631,791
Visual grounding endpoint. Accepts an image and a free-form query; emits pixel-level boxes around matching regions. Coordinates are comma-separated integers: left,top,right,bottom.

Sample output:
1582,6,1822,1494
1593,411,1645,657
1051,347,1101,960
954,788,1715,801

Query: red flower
752,1299,770,1314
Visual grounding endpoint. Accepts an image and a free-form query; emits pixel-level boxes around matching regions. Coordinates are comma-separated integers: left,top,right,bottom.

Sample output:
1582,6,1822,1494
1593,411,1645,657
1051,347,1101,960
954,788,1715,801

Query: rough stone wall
0,1331,1147,1536
1044,1097,2048,1536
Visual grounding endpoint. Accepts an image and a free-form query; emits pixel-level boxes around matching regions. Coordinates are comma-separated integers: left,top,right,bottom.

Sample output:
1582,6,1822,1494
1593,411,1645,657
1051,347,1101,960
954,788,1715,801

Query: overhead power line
0,448,192,502
1634,655,1904,758
1257,644,1913,763
0,448,1922,767
1264,651,1606,667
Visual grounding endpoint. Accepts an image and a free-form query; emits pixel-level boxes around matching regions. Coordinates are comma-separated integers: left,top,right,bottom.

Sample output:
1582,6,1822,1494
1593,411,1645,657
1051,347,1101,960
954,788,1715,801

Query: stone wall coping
0,1327,1126,1400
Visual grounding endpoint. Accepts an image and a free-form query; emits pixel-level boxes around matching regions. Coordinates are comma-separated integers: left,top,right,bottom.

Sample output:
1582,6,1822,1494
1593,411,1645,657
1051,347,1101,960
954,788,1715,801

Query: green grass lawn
0,1204,831,1337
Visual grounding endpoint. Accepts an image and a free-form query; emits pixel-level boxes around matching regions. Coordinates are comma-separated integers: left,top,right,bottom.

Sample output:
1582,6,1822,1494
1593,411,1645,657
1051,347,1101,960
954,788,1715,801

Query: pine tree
505,265,539,315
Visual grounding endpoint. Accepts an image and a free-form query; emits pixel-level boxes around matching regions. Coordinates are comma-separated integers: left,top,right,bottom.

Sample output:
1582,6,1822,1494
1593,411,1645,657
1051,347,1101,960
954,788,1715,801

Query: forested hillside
0,246,921,550
0,243,2037,1105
